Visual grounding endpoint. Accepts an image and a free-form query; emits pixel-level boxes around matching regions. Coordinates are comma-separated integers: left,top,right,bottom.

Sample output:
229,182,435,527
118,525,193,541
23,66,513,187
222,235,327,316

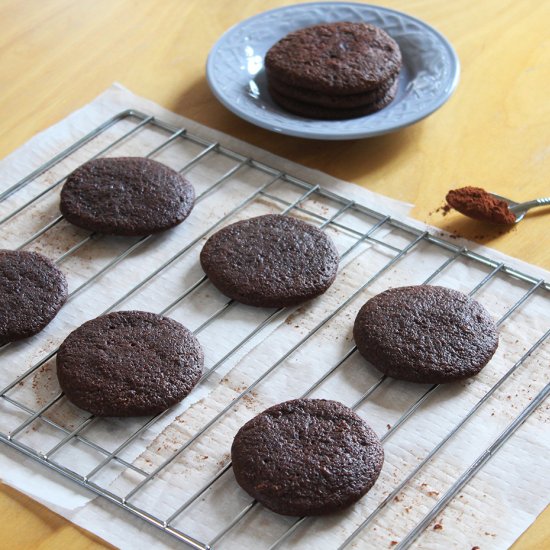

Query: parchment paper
0,85,548,550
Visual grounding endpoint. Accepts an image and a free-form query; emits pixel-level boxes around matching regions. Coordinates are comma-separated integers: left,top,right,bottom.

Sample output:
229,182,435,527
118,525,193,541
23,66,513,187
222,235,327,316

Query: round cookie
265,22,402,95
60,157,195,236
0,250,68,345
268,78,398,120
269,73,396,109
200,214,339,308
231,399,384,516
353,286,499,383
57,311,203,416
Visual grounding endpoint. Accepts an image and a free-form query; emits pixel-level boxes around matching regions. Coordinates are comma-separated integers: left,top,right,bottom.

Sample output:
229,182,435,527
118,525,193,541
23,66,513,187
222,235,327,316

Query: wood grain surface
0,0,548,548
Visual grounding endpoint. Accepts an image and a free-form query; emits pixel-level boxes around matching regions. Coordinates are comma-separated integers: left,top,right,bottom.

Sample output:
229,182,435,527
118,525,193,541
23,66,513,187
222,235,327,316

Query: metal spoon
489,193,550,223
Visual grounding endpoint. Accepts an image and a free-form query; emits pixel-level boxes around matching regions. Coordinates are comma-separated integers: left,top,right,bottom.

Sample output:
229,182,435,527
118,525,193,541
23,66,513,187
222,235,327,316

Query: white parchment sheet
0,85,548,550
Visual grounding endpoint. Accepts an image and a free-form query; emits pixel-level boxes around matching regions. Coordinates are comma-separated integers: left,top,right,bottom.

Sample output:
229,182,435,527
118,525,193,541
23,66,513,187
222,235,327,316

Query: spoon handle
510,197,550,214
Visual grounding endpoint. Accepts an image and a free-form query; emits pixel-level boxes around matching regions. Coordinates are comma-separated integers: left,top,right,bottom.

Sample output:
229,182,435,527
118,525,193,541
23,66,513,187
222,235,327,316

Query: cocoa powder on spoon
446,186,516,225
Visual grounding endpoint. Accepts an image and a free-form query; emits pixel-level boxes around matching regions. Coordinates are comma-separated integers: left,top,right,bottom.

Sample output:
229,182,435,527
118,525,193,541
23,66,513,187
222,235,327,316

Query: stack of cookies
265,21,402,120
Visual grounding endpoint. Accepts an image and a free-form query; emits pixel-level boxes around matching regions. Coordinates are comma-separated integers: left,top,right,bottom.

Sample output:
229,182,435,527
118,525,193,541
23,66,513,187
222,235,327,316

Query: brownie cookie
60,157,195,236
353,286,499,383
268,78,398,120
57,311,203,416
265,22,402,95
268,73,396,109
231,399,384,516
0,250,68,345
200,214,339,308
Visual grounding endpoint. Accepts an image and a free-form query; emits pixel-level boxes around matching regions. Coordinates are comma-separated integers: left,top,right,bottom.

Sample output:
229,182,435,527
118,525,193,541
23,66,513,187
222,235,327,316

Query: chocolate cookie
231,399,384,516
269,73,396,109
353,286,499,383
265,22,402,95
268,78,398,120
0,250,67,345
200,214,339,308
57,311,203,416
60,157,195,236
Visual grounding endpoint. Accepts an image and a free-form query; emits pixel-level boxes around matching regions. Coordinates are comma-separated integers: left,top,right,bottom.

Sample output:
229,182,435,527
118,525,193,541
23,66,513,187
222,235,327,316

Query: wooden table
1,0,548,548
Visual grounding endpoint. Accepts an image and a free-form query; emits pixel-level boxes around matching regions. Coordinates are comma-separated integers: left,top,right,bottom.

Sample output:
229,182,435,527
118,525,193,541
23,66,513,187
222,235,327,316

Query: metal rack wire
0,110,548,550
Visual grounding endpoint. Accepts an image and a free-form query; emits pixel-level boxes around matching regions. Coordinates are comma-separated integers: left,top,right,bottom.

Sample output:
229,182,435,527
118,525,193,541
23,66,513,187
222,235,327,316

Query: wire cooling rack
0,110,548,550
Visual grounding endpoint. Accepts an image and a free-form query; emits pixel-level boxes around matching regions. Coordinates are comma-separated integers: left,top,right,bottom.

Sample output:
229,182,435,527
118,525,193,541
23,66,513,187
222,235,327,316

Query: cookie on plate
60,157,195,236
0,250,68,345
353,285,499,383
231,398,384,516
268,73,396,108
264,22,401,120
57,311,203,416
265,22,402,94
200,214,339,308
268,78,398,120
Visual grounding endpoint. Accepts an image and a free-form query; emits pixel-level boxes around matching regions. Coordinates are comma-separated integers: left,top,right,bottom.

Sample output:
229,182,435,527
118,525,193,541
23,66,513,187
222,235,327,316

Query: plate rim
206,1,461,140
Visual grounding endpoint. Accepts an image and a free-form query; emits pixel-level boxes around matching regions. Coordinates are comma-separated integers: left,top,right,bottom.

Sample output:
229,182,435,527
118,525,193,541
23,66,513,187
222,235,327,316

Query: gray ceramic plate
206,2,460,140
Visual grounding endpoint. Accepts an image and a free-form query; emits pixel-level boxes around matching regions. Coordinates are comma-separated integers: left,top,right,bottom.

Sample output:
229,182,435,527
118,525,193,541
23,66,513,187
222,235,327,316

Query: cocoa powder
446,187,516,225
